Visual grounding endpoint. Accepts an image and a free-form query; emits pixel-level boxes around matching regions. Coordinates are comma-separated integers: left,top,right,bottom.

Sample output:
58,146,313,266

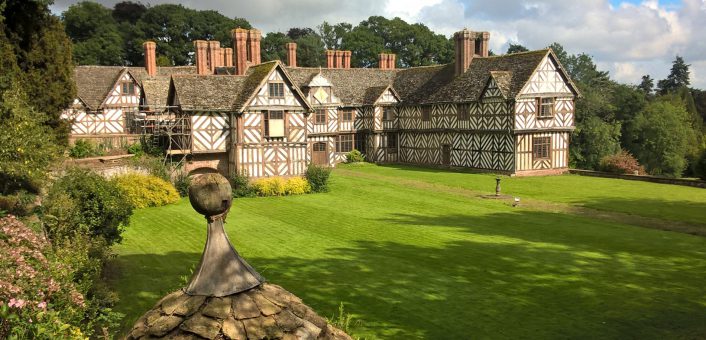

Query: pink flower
37,301,47,309
8,298,26,309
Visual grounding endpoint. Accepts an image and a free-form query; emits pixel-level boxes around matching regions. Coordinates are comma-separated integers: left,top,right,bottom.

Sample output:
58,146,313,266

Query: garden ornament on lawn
126,173,352,339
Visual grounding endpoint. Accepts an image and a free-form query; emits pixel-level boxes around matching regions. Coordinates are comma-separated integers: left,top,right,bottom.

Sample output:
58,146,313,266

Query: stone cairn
127,173,351,340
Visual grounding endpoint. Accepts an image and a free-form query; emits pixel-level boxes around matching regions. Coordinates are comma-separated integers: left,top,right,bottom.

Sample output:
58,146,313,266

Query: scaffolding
131,105,192,170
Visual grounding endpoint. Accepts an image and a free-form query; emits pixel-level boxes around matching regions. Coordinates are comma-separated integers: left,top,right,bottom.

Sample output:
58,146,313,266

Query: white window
538,97,555,118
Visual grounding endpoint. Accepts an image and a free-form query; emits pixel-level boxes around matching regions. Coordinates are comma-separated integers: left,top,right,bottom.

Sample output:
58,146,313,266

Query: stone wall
569,169,706,189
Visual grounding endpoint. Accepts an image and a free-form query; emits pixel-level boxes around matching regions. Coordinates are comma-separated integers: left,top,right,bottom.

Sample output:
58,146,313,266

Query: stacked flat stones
126,283,350,339
126,174,350,340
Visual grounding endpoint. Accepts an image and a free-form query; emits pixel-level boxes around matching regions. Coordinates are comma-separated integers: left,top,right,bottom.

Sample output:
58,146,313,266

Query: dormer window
538,97,555,118
383,106,396,121
121,82,135,95
269,82,284,98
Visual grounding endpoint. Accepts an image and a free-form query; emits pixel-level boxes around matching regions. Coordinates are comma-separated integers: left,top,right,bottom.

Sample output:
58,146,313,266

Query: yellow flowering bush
113,173,179,209
251,177,311,197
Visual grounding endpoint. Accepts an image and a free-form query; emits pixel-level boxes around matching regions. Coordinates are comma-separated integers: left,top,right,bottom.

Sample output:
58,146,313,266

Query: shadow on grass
111,209,706,339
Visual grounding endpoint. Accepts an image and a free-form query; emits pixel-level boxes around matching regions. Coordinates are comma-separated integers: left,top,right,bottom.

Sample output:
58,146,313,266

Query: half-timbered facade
68,27,577,177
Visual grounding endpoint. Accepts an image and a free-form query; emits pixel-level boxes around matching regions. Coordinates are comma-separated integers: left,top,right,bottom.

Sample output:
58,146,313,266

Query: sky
49,0,706,88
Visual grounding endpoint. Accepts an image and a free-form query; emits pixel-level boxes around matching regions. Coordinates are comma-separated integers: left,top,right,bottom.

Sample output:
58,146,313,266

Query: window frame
421,106,431,121
382,106,396,121
314,109,327,125
268,82,285,98
340,108,354,122
387,133,398,153
532,136,551,160
263,110,286,140
336,134,354,153
537,97,555,118
457,103,470,121
121,82,135,96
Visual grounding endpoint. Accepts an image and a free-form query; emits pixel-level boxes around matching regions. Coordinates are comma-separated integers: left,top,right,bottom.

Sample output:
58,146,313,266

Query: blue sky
50,0,706,88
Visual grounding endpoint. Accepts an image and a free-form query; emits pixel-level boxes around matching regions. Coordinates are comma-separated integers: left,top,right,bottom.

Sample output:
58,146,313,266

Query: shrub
346,149,365,163
230,170,256,198
126,142,143,156
173,171,191,197
284,177,312,195
0,190,36,217
306,163,331,193
44,168,132,246
252,177,287,196
130,155,170,181
113,173,180,209
599,150,645,175
68,139,103,159
695,149,706,181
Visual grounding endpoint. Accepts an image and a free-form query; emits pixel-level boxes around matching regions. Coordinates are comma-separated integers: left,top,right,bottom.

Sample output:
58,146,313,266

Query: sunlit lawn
110,164,706,339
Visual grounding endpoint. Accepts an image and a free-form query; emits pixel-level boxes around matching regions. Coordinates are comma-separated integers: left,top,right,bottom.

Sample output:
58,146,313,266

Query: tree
637,75,654,96
295,33,325,67
287,27,316,40
571,115,622,170
506,43,528,54
63,2,124,65
657,56,690,94
3,0,76,142
318,21,351,50
626,100,698,177
112,1,146,24
261,32,290,63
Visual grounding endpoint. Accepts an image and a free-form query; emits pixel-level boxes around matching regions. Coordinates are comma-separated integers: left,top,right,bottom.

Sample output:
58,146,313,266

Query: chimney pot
454,29,475,77
247,29,262,65
379,53,387,69
224,48,233,67
143,41,157,77
388,54,396,70
343,51,351,69
334,50,343,69
207,41,222,73
194,40,209,75
326,50,334,69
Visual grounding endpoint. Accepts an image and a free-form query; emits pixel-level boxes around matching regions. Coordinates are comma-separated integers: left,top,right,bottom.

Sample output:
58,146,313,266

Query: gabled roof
232,61,312,112
488,71,512,98
137,67,197,110
287,67,398,106
73,66,125,109
366,85,400,105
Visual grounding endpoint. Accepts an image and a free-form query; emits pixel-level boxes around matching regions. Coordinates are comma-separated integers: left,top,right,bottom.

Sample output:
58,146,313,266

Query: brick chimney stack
379,53,387,69
143,41,157,77
207,41,222,73
247,29,262,65
480,32,490,57
454,29,475,77
387,54,396,69
224,48,233,67
194,40,209,75
334,50,343,69
343,51,351,69
326,50,334,68
285,42,297,67
232,28,248,75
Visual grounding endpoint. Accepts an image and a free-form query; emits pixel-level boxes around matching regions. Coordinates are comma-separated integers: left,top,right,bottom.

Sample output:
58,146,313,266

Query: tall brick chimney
335,50,343,69
326,50,334,68
379,53,387,69
343,51,351,69
207,41,222,73
480,32,490,58
143,41,157,77
194,40,209,75
232,28,248,75
247,29,261,65
224,48,233,67
454,29,475,77
387,54,396,70
286,42,297,67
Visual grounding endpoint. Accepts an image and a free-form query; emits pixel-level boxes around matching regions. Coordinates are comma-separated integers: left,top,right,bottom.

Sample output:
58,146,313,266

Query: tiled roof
286,67,398,106
73,66,125,109
170,75,246,111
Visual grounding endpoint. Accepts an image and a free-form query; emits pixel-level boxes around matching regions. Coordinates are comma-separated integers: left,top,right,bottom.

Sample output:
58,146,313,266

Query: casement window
383,106,396,121
457,103,470,120
532,136,551,159
340,108,354,122
314,109,326,124
421,106,431,121
355,133,367,153
268,82,285,98
336,134,354,153
537,97,555,118
121,82,135,95
264,110,285,140
387,133,398,152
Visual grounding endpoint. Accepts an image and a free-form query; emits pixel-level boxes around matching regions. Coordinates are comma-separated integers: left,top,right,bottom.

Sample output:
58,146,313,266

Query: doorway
312,142,328,166
442,144,451,166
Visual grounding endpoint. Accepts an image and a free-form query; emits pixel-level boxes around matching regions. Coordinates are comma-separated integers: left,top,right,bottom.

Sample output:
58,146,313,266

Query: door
312,142,328,166
442,144,451,166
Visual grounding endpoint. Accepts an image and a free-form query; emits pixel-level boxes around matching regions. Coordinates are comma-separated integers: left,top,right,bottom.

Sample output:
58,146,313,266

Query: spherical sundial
127,173,351,339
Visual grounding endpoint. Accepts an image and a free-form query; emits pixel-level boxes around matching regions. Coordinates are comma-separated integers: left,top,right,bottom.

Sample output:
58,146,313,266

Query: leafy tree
637,75,654,96
692,88,706,124
341,24,384,67
261,32,290,63
626,100,698,177
112,1,146,24
506,43,528,54
3,0,76,141
657,56,690,94
571,115,622,169
63,2,125,65
287,27,316,40
295,32,325,67
318,21,352,50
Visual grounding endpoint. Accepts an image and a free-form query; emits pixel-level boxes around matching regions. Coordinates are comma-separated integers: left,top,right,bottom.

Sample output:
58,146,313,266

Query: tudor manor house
62,27,579,178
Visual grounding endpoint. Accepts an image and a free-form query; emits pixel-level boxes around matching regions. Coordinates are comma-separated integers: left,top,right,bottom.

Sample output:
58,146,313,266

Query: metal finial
185,174,264,296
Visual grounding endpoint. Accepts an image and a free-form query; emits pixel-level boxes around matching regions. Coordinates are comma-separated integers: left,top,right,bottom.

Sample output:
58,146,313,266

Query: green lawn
110,164,706,339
